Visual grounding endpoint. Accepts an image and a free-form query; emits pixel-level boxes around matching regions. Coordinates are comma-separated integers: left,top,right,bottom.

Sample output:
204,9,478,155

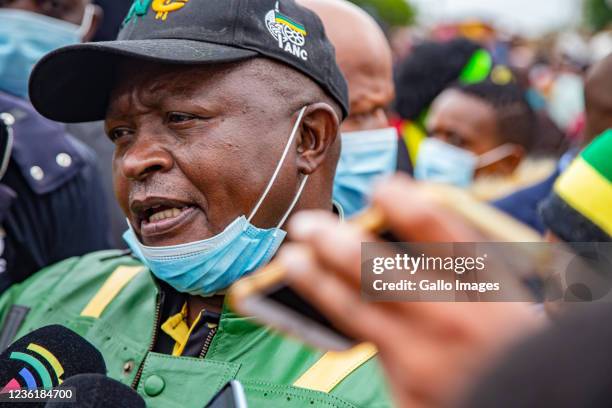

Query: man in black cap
0,1,392,407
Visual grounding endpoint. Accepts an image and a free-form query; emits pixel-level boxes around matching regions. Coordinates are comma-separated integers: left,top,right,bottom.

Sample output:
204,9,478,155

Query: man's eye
108,128,132,142
167,112,196,123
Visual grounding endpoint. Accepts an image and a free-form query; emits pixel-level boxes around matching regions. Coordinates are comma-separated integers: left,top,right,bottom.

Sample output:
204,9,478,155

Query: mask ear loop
248,106,308,224
276,174,309,228
76,4,96,40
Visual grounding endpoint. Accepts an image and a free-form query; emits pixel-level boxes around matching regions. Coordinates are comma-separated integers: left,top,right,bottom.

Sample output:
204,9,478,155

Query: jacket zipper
198,326,218,359
131,293,163,389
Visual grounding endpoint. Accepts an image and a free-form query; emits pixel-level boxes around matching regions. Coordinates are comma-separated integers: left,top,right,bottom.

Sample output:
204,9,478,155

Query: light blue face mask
0,7,94,98
332,127,398,217
414,138,516,187
123,107,309,297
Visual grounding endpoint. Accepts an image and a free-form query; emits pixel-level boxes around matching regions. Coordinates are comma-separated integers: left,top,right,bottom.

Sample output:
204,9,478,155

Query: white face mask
414,138,516,187
76,4,97,40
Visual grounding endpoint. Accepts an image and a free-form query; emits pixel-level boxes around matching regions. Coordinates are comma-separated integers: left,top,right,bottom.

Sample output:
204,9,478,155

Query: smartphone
229,258,357,351
205,380,248,408
228,184,543,351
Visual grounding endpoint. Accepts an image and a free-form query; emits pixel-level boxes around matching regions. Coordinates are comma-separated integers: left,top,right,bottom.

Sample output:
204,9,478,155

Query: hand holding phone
264,175,543,408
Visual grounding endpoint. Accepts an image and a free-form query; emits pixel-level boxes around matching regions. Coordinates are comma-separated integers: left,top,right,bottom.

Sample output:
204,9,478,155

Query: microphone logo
1,343,64,392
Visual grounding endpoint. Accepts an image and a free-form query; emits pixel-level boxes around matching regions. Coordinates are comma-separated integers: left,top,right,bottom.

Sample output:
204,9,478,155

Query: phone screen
266,285,338,330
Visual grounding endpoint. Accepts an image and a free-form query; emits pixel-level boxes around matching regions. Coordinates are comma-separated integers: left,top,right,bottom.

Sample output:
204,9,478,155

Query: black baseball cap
29,0,348,123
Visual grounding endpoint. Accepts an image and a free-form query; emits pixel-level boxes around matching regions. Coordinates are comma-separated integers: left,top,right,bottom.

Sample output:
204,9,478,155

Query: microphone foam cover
0,325,106,384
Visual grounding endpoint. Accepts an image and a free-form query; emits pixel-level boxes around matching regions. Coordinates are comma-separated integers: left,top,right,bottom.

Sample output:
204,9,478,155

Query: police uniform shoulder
0,92,96,195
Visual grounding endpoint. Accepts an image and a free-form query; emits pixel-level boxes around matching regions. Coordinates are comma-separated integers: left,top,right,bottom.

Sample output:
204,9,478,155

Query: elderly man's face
106,60,308,247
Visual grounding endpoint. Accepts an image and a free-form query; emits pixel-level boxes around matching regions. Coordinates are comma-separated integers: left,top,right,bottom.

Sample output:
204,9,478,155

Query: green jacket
0,250,393,407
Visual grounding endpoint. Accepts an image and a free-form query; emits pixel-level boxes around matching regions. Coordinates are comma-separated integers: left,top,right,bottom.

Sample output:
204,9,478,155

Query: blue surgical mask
123,107,309,297
0,7,94,98
414,138,515,187
333,128,398,217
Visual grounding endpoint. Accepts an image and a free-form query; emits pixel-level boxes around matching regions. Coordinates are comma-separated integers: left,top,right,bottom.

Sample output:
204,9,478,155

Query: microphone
44,374,145,408
0,325,106,395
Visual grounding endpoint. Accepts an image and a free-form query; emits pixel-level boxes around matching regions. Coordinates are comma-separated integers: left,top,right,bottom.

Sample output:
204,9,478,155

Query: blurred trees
583,0,612,31
348,0,416,27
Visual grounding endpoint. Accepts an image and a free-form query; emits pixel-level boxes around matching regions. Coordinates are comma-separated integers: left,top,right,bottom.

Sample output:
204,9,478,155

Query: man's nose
120,138,174,181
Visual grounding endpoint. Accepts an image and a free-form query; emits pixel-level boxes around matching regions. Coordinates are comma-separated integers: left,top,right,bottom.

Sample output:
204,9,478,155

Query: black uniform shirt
0,91,113,293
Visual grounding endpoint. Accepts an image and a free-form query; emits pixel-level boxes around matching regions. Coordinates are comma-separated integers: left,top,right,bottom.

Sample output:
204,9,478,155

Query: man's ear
82,4,103,43
296,103,340,175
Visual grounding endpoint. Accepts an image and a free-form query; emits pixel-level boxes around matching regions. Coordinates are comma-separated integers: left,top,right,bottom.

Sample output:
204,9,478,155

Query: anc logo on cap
265,2,308,61
124,0,189,24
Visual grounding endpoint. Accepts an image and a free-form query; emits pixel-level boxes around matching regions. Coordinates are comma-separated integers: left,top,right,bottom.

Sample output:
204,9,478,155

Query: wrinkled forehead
112,61,228,96
106,59,282,118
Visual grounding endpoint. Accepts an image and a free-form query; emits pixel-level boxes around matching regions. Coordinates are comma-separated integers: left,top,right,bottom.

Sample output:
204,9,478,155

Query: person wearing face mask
0,0,111,293
0,1,392,406
415,79,547,201
298,0,397,217
391,38,493,175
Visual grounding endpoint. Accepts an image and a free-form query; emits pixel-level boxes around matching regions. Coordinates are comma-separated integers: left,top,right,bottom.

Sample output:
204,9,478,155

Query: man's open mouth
132,198,201,238
143,205,193,224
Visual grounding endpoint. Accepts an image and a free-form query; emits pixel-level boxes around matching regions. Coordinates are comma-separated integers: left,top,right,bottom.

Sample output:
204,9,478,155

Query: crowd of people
0,0,611,407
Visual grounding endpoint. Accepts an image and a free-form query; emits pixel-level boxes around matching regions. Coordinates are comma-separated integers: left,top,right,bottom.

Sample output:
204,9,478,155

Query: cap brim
29,39,258,123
